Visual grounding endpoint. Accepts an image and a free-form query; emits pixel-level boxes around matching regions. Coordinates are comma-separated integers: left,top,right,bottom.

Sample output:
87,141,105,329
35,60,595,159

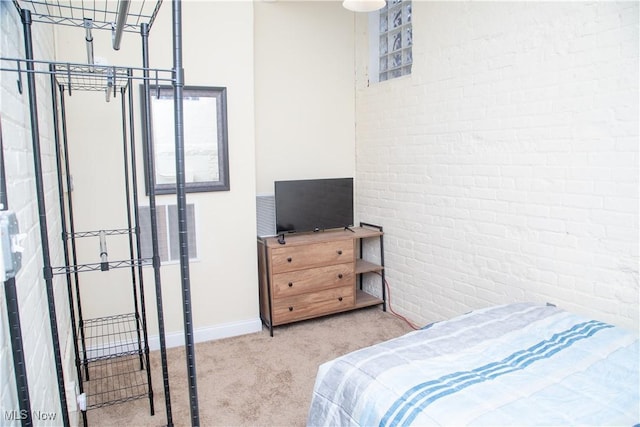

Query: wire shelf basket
78,313,151,409
13,0,163,32
0,57,174,94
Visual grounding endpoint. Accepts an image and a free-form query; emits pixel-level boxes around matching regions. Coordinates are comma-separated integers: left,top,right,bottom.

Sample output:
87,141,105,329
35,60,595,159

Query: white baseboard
148,317,263,351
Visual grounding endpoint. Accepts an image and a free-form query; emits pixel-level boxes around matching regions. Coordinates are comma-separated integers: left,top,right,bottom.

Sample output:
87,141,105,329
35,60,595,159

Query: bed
307,302,639,426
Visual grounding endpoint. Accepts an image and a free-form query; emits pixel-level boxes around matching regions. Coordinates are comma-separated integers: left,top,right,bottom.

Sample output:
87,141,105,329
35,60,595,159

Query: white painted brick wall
1,2,77,425
356,2,639,330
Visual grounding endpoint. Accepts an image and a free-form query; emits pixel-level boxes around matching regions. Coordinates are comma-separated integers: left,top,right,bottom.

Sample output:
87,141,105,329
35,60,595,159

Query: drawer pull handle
287,257,292,263
288,306,293,311
338,297,343,302
338,274,343,279
288,282,293,287
337,250,343,255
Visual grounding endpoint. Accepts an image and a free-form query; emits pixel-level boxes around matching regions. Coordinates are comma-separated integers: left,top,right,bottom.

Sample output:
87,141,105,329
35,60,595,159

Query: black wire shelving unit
0,56,172,426
12,0,163,32
48,60,174,424
2,1,201,426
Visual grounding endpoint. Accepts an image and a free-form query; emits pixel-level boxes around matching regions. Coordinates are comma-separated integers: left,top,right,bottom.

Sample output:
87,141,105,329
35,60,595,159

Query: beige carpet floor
86,307,413,426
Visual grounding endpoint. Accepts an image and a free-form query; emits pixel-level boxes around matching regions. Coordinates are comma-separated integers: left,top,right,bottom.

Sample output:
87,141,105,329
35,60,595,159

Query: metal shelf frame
2,1,200,426
49,58,167,426
0,58,173,95
51,258,153,275
65,228,135,239
12,0,163,33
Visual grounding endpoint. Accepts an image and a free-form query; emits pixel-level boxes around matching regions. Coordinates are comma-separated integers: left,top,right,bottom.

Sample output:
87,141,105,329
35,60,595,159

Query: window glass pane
380,56,388,71
392,9,402,28
392,31,402,51
392,52,402,68
405,49,413,65
379,14,388,33
405,3,412,23
380,35,388,55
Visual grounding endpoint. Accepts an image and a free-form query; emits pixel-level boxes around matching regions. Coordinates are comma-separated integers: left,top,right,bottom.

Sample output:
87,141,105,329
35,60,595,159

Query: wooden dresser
257,223,385,335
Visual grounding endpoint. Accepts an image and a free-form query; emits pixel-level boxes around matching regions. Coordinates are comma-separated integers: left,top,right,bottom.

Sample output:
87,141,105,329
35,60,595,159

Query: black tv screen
275,178,354,234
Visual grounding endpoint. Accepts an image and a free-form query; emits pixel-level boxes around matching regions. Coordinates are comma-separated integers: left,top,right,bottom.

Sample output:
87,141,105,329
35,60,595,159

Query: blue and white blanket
307,303,639,426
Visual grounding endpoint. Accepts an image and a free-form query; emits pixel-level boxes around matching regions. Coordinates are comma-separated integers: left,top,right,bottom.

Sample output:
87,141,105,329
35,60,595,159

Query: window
139,204,198,263
371,0,412,83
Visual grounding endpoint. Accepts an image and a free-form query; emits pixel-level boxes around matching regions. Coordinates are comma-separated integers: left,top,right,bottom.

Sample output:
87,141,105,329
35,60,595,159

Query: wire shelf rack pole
119,85,144,370
120,81,154,414
2,119,33,426
172,1,200,424
0,125,33,427
20,8,70,426
126,67,155,415
3,281,32,427
83,18,94,69
141,21,173,427
50,67,86,427
58,85,91,382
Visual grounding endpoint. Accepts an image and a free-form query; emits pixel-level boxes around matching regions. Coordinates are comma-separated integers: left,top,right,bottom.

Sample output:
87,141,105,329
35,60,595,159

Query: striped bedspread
307,303,639,426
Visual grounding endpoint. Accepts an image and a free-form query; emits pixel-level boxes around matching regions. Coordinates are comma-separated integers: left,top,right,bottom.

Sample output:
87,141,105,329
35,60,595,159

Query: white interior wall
254,0,356,195
1,2,78,424
355,1,639,331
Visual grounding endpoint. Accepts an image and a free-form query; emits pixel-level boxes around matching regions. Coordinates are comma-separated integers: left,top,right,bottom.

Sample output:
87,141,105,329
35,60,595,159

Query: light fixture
342,0,386,12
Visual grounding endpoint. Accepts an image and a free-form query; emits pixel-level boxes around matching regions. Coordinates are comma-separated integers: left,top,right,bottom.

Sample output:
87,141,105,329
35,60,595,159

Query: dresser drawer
272,263,354,298
272,286,355,325
270,240,354,273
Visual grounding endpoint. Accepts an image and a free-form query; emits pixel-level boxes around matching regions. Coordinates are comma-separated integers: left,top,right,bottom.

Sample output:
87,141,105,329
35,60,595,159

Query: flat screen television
275,178,353,234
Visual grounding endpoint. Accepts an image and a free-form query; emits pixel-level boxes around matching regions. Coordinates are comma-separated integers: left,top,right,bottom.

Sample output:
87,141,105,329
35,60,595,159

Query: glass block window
378,0,412,82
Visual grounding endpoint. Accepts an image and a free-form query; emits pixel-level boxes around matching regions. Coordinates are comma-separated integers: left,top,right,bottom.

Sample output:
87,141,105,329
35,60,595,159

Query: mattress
307,302,639,426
